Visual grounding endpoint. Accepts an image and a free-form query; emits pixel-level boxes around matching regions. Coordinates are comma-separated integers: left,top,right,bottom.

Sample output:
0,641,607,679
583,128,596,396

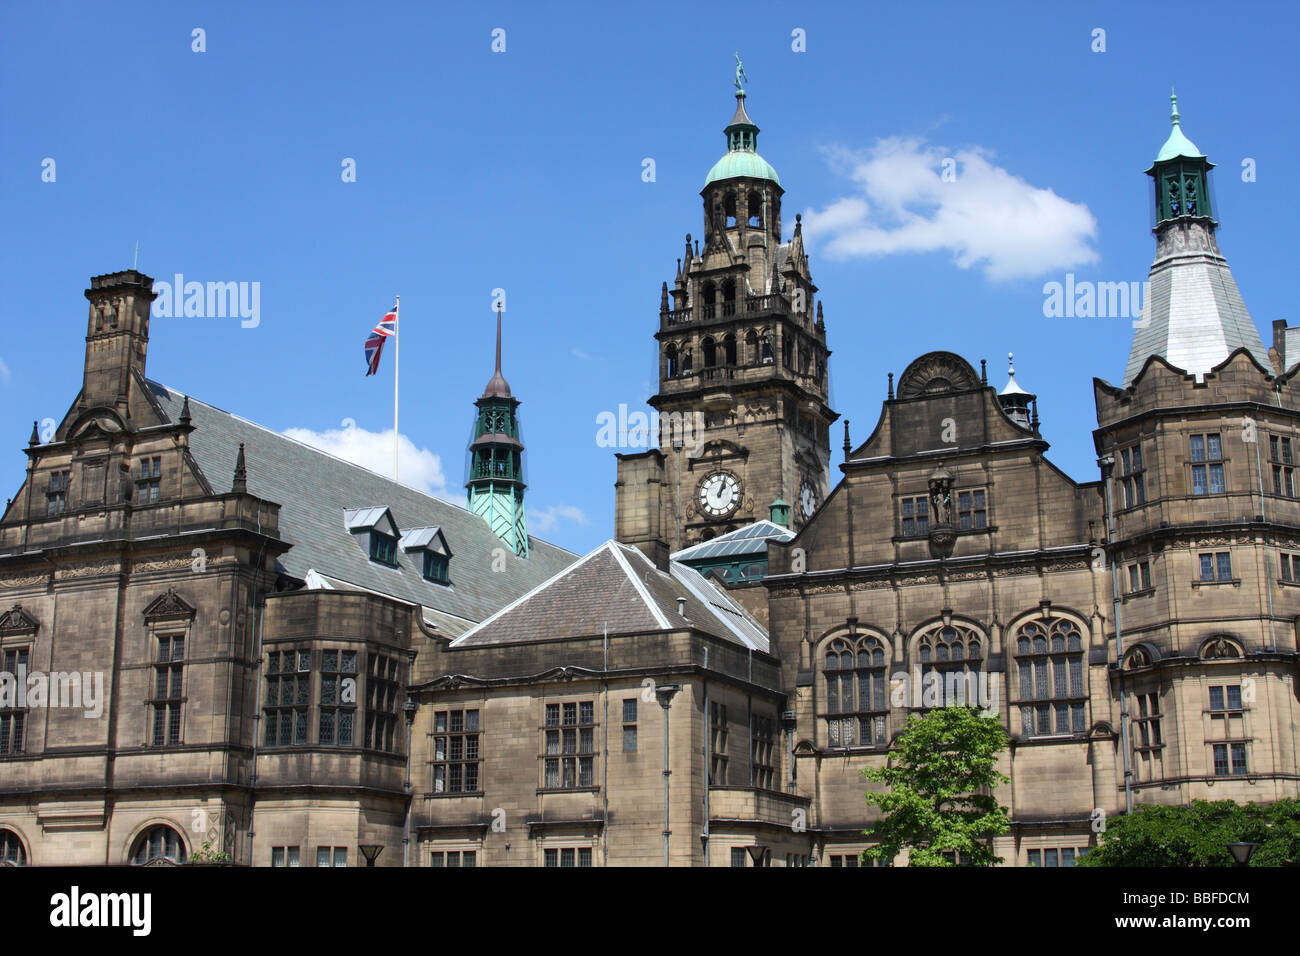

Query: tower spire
468,305,527,556
1124,93,1270,385
481,302,512,399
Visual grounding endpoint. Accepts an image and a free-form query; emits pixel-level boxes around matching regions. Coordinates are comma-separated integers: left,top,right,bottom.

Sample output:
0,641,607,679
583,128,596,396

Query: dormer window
369,531,397,567
400,526,453,586
423,551,449,585
344,507,403,569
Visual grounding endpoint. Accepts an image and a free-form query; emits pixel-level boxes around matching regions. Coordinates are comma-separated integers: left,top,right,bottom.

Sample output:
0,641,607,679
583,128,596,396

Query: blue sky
2,1,1297,556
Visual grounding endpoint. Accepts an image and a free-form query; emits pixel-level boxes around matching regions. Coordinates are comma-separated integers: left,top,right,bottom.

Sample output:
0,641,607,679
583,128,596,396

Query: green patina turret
466,306,528,557
704,55,781,188
1146,90,1214,223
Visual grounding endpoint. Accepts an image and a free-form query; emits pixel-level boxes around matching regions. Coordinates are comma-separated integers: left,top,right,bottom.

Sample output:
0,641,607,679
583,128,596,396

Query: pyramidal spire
1124,93,1270,385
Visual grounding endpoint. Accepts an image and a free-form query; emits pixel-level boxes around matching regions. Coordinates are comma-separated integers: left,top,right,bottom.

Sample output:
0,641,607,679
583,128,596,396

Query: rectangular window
316,847,348,867
271,846,300,867
1119,445,1146,508
1270,435,1295,497
46,470,71,515
751,714,776,791
422,550,450,584
365,652,400,751
622,698,637,753
150,635,185,747
542,700,595,790
369,531,397,566
432,708,480,793
1209,684,1248,777
430,850,477,867
543,847,591,868
318,650,357,746
710,701,728,785
136,457,162,504
1127,560,1152,593
1199,552,1232,582
900,495,929,537
731,847,747,868
1190,433,1225,495
0,647,30,755
1281,552,1300,582
957,489,987,531
265,649,311,747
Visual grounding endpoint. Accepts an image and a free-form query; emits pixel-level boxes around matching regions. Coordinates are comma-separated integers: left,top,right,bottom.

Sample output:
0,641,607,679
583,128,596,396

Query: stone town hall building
2,86,1298,868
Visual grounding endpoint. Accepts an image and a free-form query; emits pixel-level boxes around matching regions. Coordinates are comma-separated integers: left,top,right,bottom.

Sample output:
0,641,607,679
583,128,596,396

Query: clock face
698,471,741,518
800,480,817,517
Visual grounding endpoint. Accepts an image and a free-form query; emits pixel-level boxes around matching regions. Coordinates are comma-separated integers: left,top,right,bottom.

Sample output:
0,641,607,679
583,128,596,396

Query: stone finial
179,395,192,426
887,372,894,400
232,442,247,494
980,359,987,385
660,281,669,313
28,421,39,446
842,419,851,461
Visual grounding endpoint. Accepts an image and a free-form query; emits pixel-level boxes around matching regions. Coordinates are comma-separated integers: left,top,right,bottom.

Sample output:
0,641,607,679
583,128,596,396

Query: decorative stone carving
896,351,981,399
0,604,39,634
143,588,197,621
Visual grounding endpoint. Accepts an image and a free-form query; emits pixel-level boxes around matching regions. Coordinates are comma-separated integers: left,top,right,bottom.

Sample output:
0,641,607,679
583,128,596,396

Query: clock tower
615,64,837,566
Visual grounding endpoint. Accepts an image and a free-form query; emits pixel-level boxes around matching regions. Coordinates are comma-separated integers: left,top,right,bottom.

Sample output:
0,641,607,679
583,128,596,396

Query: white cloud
282,423,451,499
802,138,1099,281
530,504,590,534
0,357,10,385
570,348,594,361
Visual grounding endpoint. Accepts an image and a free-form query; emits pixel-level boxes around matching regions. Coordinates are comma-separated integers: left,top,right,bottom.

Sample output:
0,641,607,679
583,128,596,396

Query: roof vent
676,597,688,618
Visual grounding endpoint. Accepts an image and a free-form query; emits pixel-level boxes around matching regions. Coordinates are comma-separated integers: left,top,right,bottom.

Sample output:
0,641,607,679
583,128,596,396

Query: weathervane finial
734,52,748,95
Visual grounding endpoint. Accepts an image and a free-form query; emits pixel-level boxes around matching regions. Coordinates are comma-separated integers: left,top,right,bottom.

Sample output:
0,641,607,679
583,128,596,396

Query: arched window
1015,618,1085,737
723,333,737,366
747,190,763,228
0,829,26,866
131,824,186,865
823,635,889,748
665,344,678,378
745,330,759,365
701,281,717,319
760,334,773,365
782,335,793,369
721,279,737,317
681,348,693,375
917,625,983,707
724,192,737,228
702,336,717,368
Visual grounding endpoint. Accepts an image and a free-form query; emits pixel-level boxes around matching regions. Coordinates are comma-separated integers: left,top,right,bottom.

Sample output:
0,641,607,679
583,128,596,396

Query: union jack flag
364,302,398,376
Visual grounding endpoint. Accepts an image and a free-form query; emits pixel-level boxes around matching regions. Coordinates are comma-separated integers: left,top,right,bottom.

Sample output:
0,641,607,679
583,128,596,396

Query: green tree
860,706,1011,867
1077,799,1300,866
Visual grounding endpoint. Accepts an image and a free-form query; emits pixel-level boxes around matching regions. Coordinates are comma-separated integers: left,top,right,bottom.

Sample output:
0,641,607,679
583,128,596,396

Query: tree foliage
860,706,1011,867
1077,799,1300,867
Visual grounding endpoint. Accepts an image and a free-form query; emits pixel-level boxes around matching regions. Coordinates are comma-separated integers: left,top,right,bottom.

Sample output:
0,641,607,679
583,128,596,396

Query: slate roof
147,382,576,634
1124,249,1270,386
450,540,768,651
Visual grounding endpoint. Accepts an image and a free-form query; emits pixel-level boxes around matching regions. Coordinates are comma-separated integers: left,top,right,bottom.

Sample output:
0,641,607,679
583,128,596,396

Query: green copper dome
705,151,781,187
1151,90,1205,165
704,90,781,188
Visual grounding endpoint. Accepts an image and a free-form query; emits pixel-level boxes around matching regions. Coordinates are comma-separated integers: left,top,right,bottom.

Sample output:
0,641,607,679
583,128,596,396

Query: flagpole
393,295,400,482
